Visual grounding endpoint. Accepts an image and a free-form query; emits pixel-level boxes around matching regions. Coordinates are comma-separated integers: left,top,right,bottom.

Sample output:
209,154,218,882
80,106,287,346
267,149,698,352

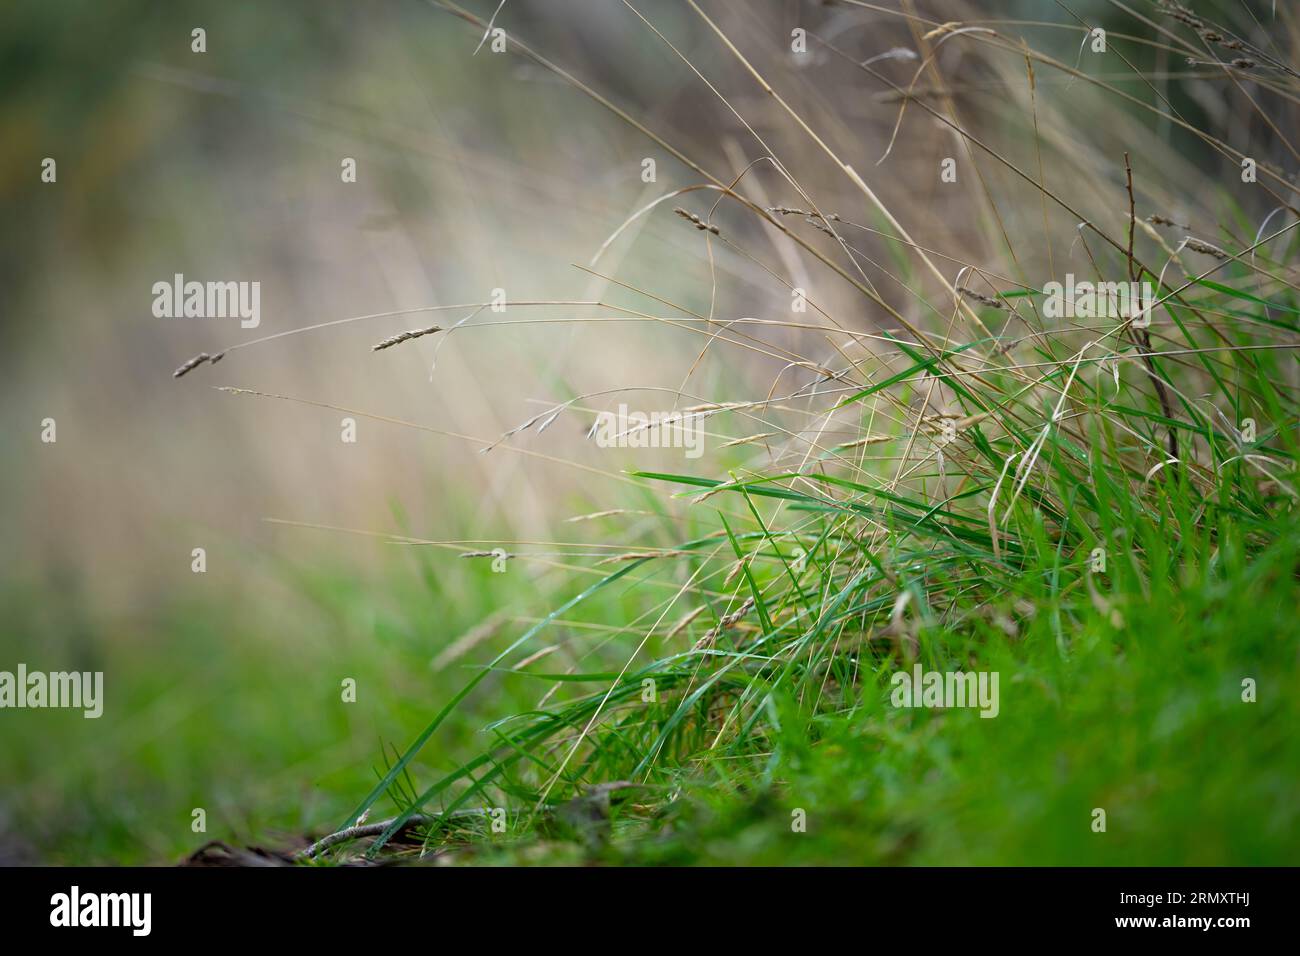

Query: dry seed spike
672,207,720,234
372,324,443,351
173,350,227,379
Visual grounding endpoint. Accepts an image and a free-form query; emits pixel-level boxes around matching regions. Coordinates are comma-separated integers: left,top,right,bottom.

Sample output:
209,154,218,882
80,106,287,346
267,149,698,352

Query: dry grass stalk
173,350,226,379
565,509,647,523
673,206,720,234
596,550,689,565
835,434,896,450
1184,237,1229,259
372,325,443,351
695,596,756,648
721,432,776,448
1147,214,1189,230
957,288,1006,310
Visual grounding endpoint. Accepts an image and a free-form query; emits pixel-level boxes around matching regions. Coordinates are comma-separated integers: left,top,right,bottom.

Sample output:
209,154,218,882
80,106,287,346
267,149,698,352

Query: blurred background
0,0,1287,862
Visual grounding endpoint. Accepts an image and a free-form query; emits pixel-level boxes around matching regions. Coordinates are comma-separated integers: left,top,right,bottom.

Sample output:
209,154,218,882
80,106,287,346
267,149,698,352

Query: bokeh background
1,0,1286,862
